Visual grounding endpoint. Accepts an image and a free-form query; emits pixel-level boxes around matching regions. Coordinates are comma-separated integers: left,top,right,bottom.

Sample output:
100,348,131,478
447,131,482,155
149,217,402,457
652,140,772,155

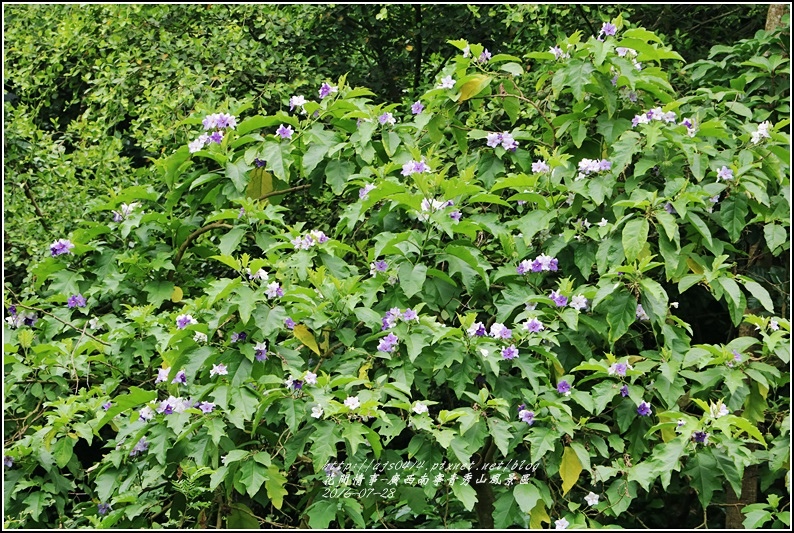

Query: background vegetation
3,3,790,530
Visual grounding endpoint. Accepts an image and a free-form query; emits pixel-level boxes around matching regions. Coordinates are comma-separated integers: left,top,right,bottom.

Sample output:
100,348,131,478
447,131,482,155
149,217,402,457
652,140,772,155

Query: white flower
344,396,361,410
479,348,490,358
710,401,730,419
412,402,429,415
437,75,455,89
304,371,317,385
585,492,599,506
193,331,208,343
769,318,779,331
569,294,588,311
555,517,569,530
139,405,155,422
311,405,324,419
210,363,228,377
88,317,101,330
751,121,772,144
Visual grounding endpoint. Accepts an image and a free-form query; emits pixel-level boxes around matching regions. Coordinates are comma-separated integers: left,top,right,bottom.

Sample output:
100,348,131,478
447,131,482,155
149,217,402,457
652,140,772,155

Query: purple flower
98,503,112,516
370,260,388,276
129,437,149,457
378,112,395,125
550,290,568,307
486,132,502,148
636,304,650,321
449,210,462,222
230,332,247,343
4,455,14,468
518,409,535,425
359,183,376,200
620,385,629,397
176,314,197,329
467,322,487,337
208,130,224,144
265,282,284,299
501,345,519,360
637,401,652,416
693,431,709,444
284,317,296,330
524,318,545,333
198,401,216,414
171,369,187,385
155,367,171,384
489,323,512,340
378,332,399,353
411,101,424,114
532,160,550,173
276,124,294,140
517,260,532,275
289,95,307,112
254,341,268,361
557,380,571,396
500,132,518,152
381,307,403,330
7,305,16,317
664,202,678,215
478,49,491,63
608,362,629,376
601,22,617,36
401,159,430,176
67,293,87,308
402,308,419,322
102,401,112,411
50,238,75,257
319,82,337,99
210,363,228,377
253,157,266,168
716,166,734,182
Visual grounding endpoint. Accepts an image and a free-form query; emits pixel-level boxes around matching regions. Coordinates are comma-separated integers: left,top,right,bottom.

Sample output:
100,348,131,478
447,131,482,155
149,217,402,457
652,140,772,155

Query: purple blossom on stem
253,157,266,167
230,332,247,343
378,112,395,125
620,385,629,397
693,431,709,444
102,401,112,411
557,380,572,396
284,317,296,330
50,239,75,257
637,401,652,416
524,318,545,333
378,332,399,353
319,82,337,99
208,130,224,144
467,322,487,337
478,49,491,63
716,166,734,182
198,401,215,414
171,369,187,385
155,367,171,384
601,22,617,37
176,314,197,330
489,323,512,340
449,210,462,222
265,282,284,299
254,341,268,361
3,456,13,468
359,183,376,200
129,437,149,457
501,345,519,360
210,363,228,377
550,290,568,307
289,95,306,112
532,160,550,173
608,362,629,376
411,101,424,114
67,294,87,308
276,124,294,140
98,503,112,516
518,409,535,425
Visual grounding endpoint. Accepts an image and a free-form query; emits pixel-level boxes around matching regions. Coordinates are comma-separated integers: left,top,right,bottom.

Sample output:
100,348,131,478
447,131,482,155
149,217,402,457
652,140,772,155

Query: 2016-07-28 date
322,487,395,499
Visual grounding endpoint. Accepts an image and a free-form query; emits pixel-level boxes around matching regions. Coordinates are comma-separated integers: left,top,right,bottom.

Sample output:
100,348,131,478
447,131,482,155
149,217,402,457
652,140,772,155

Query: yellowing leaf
686,257,704,275
247,167,274,200
529,499,550,529
458,74,492,103
293,324,321,356
358,361,372,381
265,466,289,509
560,446,583,496
171,286,183,303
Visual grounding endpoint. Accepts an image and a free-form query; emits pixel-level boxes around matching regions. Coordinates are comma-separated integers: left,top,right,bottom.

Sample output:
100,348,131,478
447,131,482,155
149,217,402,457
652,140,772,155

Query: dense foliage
3,4,790,530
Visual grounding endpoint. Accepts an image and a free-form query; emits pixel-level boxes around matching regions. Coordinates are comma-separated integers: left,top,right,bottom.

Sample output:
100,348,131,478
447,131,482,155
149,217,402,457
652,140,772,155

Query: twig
170,222,234,276
21,181,49,231
257,183,311,202
6,297,111,347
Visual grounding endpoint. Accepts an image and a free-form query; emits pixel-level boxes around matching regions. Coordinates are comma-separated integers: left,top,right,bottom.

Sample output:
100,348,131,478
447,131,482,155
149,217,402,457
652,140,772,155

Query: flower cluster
518,406,535,425
466,322,487,337
486,131,518,151
377,332,400,353
549,45,570,60
291,230,329,250
265,281,284,299
5,306,37,329
751,121,772,144
50,238,75,257
156,395,195,415
615,46,641,70
550,290,568,307
532,159,550,173
575,158,611,181
516,253,559,274
417,197,454,221
129,437,149,457
112,202,140,222
632,107,677,128
378,112,396,126
230,332,247,343
189,113,236,153
401,159,430,176
381,307,419,330
254,341,268,361
608,361,632,376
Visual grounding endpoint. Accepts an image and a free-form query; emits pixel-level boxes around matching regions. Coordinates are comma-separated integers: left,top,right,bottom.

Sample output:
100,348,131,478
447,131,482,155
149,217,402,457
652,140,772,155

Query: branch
257,183,311,202
576,5,598,38
21,181,49,231
5,294,110,347
169,222,233,277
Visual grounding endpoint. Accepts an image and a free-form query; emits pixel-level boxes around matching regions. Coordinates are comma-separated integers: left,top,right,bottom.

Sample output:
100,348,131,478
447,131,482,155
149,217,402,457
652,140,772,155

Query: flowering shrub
3,17,790,530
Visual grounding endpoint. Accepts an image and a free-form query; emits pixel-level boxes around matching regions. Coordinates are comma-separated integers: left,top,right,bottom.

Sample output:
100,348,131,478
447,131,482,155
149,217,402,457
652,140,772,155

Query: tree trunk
765,4,789,31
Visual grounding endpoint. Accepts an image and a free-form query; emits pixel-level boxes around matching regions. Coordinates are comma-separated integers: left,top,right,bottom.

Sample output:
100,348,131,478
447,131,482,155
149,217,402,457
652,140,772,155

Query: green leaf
226,158,250,192
525,427,559,464
306,499,338,529
605,287,636,344
622,217,649,263
740,279,775,313
262,141,292,182
218,227,247,256
487,417,513,457
683,451,720,508
342,422,368,457
239,460,268,498
763,223,787,253
325,159,354,195
52,436,75,468
513,482,541,513
685,212,713,248
398,261,428,298
566,60,596,101
227,503,260,529
451,480,478,511
743,509,774,529
265,466,288,509
719,194,748,242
